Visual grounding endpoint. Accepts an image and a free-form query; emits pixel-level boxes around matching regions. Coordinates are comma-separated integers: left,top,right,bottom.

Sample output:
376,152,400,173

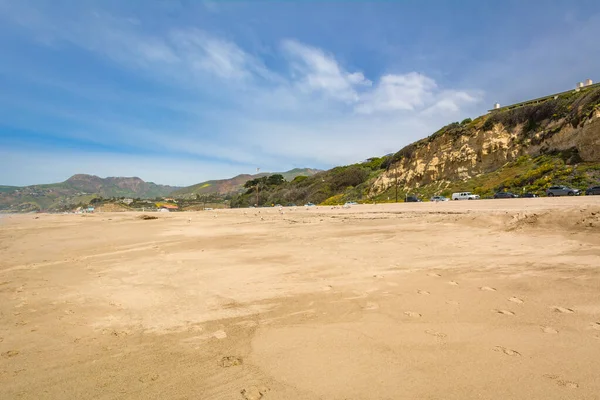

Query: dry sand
1,198,600,399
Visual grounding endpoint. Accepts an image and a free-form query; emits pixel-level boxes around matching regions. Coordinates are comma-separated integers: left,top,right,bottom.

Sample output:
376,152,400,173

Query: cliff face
372,88,600,193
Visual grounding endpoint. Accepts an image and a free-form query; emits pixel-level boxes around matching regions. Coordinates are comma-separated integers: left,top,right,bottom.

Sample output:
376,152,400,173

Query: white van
452,192,480,200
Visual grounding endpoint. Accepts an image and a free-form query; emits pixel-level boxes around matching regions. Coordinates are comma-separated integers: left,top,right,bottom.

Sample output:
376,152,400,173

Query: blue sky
1,0,599,186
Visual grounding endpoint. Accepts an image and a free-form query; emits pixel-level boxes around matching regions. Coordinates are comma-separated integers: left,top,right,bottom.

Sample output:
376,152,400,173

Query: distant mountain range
0,174,180,212
171,168,320,197
0,168,320,212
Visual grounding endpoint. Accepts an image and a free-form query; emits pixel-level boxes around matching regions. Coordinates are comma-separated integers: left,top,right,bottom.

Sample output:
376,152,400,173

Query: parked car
405,196,422,202
430,196,449,202
585,186,600,195
521,192,538,198
494,192,518,199
452,192,480,200
546,186,581,196
304,202,315,207
345,201,358,205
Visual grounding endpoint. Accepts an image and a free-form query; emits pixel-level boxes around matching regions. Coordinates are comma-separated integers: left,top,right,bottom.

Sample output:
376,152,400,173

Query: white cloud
347,72,372,86
169,29,264,81
421,91,480,116
355,73,437,113
281,39,372,102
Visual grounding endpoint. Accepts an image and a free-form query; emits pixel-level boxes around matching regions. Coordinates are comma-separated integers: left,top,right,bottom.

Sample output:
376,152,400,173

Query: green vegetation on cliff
373,153,600,201
171,168,320,197
230,160,385,207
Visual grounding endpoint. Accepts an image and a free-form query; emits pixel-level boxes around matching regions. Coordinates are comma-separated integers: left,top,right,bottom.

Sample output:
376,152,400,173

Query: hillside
0,174,180,212
231,84,600,206
372,85,600,198
171,168,320,198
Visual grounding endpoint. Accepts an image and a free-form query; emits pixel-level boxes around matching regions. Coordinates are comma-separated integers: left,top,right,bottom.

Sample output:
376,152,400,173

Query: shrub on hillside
484,86,600,134
329,166,370,190
292,175,308,184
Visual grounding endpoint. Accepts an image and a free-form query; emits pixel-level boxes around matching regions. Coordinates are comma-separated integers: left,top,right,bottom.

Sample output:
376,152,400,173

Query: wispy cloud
282,39,372,102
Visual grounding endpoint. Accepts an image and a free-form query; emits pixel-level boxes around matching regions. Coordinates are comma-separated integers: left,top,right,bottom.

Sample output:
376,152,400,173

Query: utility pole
256,167,260,207
395,167,398,203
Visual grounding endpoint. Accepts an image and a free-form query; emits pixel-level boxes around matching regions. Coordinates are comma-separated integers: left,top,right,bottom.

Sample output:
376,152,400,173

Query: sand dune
1,198,599,399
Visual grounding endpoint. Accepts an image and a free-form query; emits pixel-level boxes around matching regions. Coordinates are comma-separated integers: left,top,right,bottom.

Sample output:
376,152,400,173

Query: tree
267,174,285,186
244,178,261,189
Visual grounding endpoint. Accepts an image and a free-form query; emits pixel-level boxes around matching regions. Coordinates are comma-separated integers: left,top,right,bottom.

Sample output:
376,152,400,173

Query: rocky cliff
373,86,600,194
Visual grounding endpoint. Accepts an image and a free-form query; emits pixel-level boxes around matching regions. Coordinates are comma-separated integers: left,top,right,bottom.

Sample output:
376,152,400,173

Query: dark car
405,196,422,202
546,185,581,196
585,186,600,195
521,192,538,198
494,192,518,199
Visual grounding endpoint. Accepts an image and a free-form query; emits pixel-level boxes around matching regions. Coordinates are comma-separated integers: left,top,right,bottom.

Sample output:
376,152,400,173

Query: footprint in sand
213,330,227,339
241,386,269,400
364,302,380,310
541,326,559,334
589,322,600,331
480,286,496,291
1,350,19,358
493,309,515,316
446,300,460,305
508,297,524,304
493,346,521,356
138,373,159,383
425,329,446,338
427,273,441,277
558,380,579,389
448,281,459,286
544,374,579,389
417,290,430,295
404,311,422,318
220,356,243,367
553,306,575,314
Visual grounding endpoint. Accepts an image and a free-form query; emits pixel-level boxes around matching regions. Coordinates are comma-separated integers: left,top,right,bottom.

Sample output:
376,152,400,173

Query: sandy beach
1,198,600,399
